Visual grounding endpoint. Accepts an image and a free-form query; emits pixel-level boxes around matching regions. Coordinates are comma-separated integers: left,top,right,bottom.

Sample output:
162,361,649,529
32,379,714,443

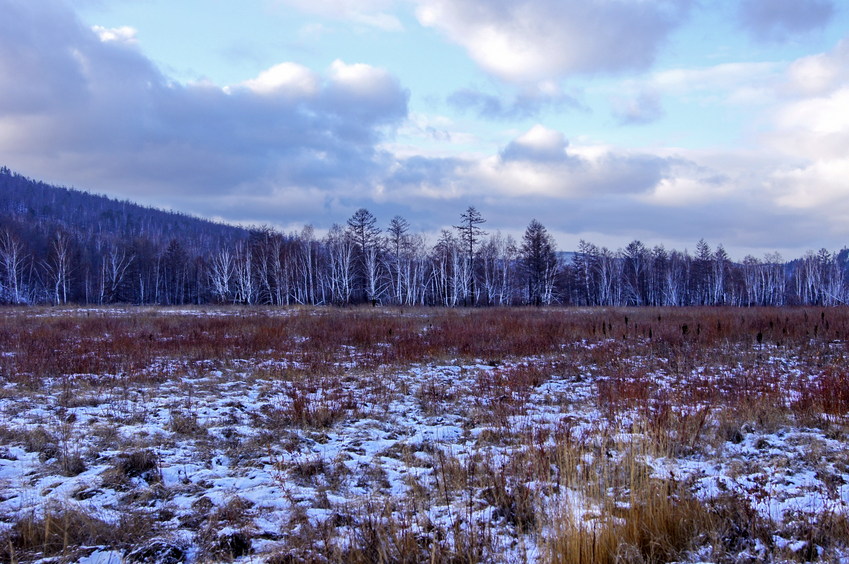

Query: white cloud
612,90,664,125
735,37,849,239
786,38,849,96
348,11,404,31
767,57,849,215
275,0,403,30
607,60,781,126
642,175,731,207
514,125,566,153
92,25,137,45
773,159,849,212
236,62,319,97
414,0,690,83
653,62,779,96
776,87,849,137
329,60,394,97
500,124,568,162
386,126,671,205
475,156,570,197
389,112,482,159
324,60,408,124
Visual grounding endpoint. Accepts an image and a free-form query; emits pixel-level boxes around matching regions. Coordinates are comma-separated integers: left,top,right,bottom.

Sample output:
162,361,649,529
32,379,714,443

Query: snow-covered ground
1,307,848,562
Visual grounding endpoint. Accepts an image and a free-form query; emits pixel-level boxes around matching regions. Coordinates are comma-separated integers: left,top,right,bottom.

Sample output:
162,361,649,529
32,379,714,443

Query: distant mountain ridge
0,166,249,252
0,166,251,304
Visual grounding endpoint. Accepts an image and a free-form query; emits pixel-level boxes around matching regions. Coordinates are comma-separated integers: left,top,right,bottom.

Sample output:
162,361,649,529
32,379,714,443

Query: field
1,306,849,563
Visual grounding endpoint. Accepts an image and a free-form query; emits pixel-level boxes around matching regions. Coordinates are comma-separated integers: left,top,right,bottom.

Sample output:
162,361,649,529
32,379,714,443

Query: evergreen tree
520,219,558,306
454,206,486,305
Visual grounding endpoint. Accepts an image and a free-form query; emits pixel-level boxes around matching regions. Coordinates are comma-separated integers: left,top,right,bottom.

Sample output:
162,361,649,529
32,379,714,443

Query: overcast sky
2,0,849,259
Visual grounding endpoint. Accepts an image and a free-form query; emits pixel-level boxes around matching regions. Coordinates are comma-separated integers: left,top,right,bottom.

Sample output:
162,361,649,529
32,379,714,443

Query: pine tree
454,206,486,305
520,219,558,306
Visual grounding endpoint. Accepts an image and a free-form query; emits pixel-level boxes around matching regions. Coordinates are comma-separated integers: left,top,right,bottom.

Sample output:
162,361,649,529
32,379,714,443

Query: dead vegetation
1,305,849,562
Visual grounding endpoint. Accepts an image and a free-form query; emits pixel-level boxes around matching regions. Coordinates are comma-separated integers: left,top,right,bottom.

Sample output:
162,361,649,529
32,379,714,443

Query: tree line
1,167,847,307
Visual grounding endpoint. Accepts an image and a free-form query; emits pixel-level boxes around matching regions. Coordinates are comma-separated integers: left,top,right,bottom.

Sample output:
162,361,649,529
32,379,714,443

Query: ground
1,306,848,563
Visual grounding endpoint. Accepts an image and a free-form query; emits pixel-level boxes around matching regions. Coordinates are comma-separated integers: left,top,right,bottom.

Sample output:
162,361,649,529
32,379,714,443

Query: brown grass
0,502,159,563
2,306,846,386
3,305,849,561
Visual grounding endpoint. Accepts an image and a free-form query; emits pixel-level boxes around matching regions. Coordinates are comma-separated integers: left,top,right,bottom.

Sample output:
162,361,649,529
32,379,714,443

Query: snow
76,549,124,563
2,310,849,562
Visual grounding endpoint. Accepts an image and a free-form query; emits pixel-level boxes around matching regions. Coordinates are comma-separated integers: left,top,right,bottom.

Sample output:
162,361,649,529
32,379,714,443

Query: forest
1,166,847,307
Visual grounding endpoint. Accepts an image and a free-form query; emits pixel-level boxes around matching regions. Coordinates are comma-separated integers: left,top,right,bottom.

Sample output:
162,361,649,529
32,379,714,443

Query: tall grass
2,306,845,385
2,305,849,561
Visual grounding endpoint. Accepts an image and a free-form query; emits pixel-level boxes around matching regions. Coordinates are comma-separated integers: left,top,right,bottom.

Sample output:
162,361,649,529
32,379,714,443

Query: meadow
1,306,848,563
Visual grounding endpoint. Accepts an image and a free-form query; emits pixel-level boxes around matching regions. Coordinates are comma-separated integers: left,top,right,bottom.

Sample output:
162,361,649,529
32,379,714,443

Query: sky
2,0,849,259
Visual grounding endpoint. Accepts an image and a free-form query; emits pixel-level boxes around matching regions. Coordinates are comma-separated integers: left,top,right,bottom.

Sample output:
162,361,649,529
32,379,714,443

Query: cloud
738,0,834,42
0,0,109,115
414,0,691,82
639,162,733,207
500,125,569,163
772,158,849,212
447,85,581,120
766,84,849,221
92,25,138,45
0,0,408,220
236,62,320,98
725,37,849,249
786,38,849,96
275,0,403,31
653,62,780,98
324,60,408,123
384,125,671,204
609,61,781,122
776,87,849,140
612,90,664,125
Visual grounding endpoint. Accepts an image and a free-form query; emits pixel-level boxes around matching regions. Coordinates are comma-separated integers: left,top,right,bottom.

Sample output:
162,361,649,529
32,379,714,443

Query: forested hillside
0,167,248,304
1,167,848,306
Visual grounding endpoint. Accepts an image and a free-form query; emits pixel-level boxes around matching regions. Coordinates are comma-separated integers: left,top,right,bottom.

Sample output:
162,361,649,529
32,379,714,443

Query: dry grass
0,502,159,563
2,306,846,384
543,426,767,564
197,495,257,560
2,305,849,562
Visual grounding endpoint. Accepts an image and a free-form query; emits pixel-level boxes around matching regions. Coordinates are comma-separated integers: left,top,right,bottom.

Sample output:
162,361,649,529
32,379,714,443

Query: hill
0,166,249,304
0,166,248,252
